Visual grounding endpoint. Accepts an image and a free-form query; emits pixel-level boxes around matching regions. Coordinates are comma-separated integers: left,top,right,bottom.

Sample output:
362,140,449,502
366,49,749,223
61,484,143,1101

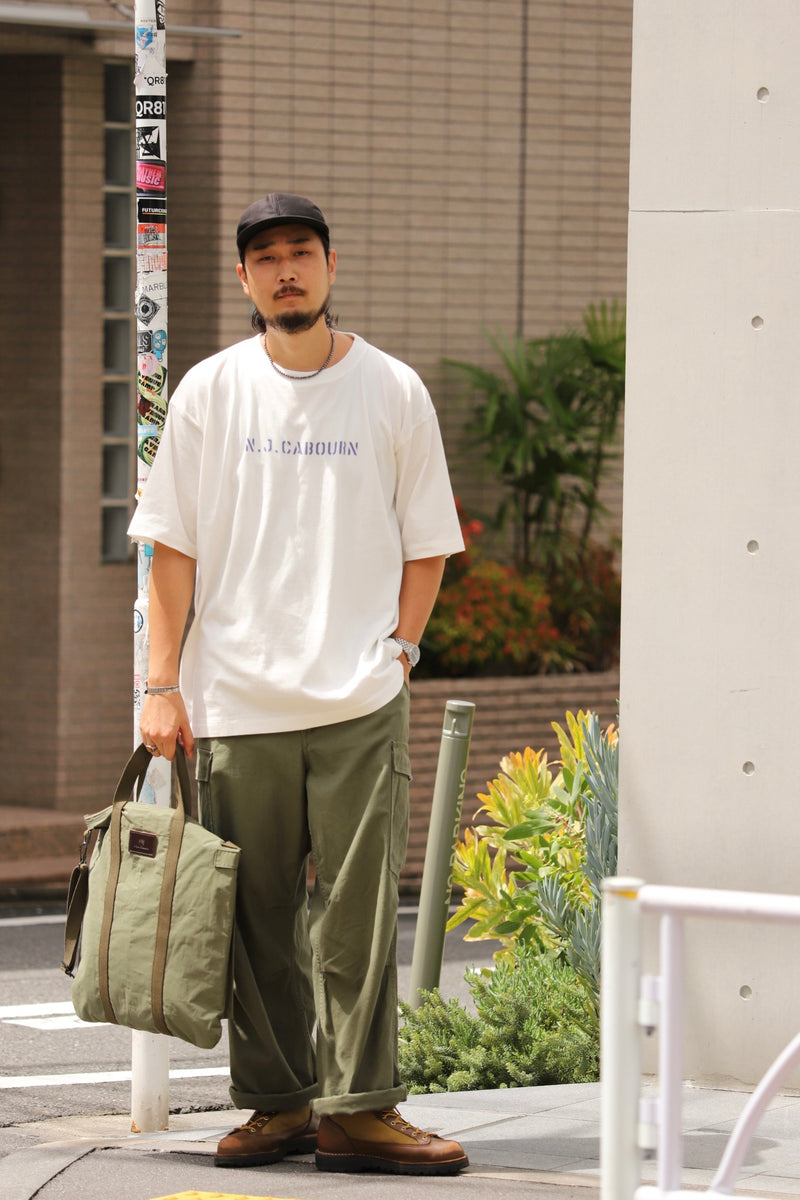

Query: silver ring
144,743,158,753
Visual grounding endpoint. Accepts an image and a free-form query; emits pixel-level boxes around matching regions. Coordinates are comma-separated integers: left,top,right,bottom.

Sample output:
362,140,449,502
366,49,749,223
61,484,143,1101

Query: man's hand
140,691,195,760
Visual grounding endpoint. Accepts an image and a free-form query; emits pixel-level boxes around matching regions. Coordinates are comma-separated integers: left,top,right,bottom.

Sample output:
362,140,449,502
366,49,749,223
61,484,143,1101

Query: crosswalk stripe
0,1066,229,1089
0,1001,75,1019
0,915,65,927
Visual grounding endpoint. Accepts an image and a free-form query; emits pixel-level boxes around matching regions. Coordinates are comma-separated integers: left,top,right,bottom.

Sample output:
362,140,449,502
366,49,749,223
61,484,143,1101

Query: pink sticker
138,353,160,376
136,160,166,192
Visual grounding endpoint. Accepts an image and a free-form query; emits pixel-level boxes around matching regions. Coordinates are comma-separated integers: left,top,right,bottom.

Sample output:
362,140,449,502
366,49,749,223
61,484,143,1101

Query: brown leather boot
315,1107,469,1175
215,1106,319,1167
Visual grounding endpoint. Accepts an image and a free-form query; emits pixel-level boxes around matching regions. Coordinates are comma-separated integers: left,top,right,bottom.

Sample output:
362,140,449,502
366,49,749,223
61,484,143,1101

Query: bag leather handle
112,741,193,813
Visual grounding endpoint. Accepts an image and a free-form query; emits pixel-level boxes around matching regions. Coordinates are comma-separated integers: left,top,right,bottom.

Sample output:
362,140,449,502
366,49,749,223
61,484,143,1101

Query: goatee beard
265,297,330,335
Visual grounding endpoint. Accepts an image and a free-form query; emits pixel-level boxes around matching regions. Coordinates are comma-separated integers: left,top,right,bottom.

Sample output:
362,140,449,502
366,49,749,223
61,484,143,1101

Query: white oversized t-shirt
128,333,464,736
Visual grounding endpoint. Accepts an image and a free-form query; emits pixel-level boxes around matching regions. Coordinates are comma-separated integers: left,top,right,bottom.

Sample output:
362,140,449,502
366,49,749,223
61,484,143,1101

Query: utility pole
131,0,170,1134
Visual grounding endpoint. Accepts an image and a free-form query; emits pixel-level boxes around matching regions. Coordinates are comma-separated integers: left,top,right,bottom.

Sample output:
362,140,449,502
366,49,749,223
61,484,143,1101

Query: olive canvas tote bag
63,743,240,1049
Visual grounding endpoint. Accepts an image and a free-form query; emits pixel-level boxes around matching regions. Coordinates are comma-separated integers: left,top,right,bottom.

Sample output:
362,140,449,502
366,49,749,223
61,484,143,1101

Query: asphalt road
0,901,497,1141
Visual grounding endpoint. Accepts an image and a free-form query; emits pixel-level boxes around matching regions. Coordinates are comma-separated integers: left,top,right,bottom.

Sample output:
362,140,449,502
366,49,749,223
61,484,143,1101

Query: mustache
274,286,306,299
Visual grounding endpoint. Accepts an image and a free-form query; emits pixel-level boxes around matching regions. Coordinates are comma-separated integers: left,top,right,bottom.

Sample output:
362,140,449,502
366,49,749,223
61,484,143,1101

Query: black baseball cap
236,192,330,258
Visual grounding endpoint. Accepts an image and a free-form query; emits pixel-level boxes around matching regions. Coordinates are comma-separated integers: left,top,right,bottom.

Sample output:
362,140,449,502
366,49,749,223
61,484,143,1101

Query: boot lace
379,1108,433,1137
237,1110,277,1133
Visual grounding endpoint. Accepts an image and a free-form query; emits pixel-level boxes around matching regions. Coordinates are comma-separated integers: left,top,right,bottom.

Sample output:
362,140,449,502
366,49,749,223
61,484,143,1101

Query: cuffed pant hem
312,1084,407,1117
230,1082,320,1112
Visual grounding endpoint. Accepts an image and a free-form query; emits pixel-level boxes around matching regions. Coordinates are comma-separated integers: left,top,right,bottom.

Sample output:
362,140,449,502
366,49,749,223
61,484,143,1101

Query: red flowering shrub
419,504,620,678
420,560,576,677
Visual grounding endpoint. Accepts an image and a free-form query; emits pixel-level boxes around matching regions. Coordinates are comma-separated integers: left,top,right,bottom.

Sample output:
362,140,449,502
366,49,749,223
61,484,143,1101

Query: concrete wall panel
630,0,800,212
621,0,800,1083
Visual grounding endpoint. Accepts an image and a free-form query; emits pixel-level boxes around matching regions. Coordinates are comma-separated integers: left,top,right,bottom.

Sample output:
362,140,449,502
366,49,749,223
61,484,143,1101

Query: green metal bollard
408,699,476,1009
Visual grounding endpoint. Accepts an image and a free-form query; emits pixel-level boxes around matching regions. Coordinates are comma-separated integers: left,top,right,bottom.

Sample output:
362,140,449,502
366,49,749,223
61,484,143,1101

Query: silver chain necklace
263,329,336,380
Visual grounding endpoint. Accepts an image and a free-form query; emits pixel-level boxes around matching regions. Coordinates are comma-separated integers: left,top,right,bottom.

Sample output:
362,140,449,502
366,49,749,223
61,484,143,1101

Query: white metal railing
601,877,800,1200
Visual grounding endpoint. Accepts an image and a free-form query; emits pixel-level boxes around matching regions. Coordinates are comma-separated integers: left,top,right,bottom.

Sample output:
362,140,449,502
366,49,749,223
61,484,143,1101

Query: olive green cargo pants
195,687,411,1116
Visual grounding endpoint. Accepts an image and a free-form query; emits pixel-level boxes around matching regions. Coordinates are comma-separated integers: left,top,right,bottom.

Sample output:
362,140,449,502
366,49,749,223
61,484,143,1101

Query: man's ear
327,248,337,286
236,261,250,296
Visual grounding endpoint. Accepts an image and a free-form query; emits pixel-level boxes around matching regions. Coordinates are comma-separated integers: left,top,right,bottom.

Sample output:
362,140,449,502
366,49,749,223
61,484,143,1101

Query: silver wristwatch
393,637,421,668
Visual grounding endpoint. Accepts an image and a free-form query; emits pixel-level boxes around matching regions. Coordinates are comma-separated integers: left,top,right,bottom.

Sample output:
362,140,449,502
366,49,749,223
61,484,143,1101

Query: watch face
396,638,420,666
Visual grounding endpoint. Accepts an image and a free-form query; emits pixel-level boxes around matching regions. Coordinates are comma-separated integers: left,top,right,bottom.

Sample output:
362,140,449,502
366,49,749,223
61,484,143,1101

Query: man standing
128,194,468,1175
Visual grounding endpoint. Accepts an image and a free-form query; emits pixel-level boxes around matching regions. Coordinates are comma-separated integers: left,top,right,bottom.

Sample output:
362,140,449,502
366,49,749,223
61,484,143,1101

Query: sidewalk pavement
4,890,800,1198
4,1080,800,1200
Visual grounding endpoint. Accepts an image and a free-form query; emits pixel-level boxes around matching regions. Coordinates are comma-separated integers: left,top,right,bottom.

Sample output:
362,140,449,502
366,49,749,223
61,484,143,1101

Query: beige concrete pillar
620,0,800,1084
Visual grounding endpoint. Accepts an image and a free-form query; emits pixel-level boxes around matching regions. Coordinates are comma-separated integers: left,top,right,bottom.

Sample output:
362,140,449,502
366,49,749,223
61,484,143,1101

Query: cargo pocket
195,744,214,830
389,741,412,879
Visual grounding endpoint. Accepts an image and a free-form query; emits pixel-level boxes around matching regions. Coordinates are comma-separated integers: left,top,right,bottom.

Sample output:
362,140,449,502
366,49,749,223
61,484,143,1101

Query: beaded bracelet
146,684,180,695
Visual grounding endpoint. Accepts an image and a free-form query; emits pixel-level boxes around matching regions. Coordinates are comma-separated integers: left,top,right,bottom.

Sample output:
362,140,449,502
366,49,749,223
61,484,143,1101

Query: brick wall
211,0,632,533
163,37,222,385
51,57,136,812
0,54,65,806
0,57,63,807
0,2,631,814
0,14,229,813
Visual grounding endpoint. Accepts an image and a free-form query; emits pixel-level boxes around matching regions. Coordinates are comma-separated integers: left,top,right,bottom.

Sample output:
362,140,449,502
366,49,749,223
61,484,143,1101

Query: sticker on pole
138,248,168,274
136,123,166,161
139,221,166,250
137,329,167,360
138,433,160,466
136,294,162,326
136,94,166,121
137,159,167,193
137,395,167,431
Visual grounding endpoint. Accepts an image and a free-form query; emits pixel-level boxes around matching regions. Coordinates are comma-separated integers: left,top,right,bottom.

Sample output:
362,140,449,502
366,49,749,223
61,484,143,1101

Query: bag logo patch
129,830,158,858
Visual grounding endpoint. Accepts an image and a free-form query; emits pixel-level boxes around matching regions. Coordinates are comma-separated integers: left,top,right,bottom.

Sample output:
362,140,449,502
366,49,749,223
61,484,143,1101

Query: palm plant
447,301,625,581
